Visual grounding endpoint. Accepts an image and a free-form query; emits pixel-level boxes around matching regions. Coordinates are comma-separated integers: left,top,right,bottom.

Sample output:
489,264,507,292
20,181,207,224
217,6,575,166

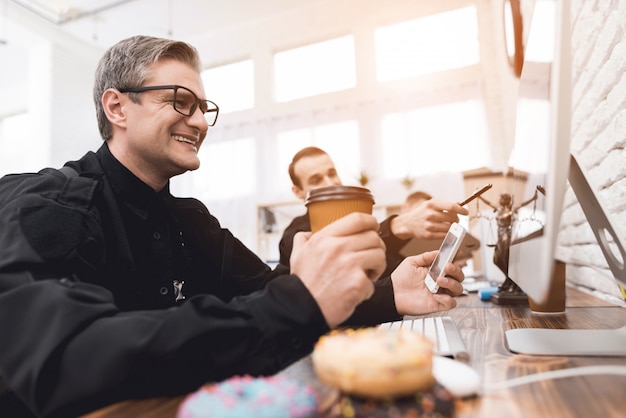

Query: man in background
279,146,469,276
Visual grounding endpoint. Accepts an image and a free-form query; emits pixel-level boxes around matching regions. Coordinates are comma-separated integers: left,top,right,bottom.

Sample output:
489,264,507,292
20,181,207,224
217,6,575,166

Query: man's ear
292,184,306,201
101,89,128,130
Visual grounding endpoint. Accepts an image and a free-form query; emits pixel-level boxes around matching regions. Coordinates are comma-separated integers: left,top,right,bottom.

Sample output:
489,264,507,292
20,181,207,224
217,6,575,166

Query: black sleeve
0,176,329,418
278,213,310,267
343,276,402,326
378,214,411,278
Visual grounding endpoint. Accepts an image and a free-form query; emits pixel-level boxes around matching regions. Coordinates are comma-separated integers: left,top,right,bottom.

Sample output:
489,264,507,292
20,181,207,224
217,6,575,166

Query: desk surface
83,286,626,418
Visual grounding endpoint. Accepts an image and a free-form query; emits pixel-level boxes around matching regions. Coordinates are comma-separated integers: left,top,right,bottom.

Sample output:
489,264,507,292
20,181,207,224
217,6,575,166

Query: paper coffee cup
305,185,375,233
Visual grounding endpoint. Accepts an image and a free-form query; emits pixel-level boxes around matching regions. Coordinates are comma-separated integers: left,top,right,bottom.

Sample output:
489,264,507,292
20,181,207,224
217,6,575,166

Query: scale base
490,277,529,305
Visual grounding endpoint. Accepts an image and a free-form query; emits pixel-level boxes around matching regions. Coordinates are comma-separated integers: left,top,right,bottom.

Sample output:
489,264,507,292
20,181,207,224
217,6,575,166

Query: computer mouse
432,356,481,398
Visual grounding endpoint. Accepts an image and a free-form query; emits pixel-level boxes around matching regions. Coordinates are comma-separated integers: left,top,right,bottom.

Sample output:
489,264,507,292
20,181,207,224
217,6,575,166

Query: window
193,137,256,199
201,59,254,113
381,101,489,178
274,36,356,102
375,7,479,81
276,120,360,193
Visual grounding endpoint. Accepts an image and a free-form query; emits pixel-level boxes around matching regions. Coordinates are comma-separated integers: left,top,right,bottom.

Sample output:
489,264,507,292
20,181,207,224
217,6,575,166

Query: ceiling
3,0,306,49
1,0,309,104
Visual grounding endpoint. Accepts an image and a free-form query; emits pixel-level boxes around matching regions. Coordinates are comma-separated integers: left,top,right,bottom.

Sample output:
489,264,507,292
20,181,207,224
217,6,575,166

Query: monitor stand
504,154,626,356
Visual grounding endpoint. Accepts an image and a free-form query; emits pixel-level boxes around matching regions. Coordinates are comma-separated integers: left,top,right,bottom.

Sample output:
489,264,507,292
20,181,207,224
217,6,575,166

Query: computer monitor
506,0,571,305
503,0,626,356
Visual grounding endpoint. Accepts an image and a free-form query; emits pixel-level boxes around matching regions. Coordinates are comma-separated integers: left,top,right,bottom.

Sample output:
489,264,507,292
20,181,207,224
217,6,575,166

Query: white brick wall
562,0,626,300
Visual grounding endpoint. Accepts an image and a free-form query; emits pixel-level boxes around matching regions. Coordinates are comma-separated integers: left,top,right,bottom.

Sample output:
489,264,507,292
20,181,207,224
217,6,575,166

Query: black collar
96,143,170,221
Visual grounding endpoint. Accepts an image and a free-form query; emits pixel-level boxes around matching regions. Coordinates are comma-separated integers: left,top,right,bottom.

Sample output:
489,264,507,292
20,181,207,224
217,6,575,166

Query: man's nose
187,106,209,131
321,176,338,186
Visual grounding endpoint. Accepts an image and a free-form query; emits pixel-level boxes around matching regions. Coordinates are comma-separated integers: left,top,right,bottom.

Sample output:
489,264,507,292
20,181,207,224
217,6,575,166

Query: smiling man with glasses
0,35,464,418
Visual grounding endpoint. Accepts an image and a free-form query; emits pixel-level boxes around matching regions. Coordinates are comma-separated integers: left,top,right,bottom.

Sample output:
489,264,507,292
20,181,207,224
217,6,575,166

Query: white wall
48,43,102,164
0,21,101,173
560,0,626,300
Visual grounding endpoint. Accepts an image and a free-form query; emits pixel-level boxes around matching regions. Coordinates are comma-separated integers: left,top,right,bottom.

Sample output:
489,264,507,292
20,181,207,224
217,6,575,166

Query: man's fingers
426,198,469,216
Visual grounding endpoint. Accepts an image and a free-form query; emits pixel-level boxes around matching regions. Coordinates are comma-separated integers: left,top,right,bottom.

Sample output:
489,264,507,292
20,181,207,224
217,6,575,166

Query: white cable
482,365,626,394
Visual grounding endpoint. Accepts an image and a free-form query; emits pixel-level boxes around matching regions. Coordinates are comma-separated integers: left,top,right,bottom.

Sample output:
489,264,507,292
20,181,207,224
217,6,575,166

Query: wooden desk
83,287,626,418
449,287,626,418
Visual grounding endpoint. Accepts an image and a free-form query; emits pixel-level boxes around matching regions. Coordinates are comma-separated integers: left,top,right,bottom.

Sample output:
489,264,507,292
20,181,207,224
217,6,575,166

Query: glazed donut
312,327,434,399
177,375,318,418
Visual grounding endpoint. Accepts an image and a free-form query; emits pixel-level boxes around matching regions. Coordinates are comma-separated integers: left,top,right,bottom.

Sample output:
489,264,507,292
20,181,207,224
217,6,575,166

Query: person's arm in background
389,198,468,241
378,199,469,276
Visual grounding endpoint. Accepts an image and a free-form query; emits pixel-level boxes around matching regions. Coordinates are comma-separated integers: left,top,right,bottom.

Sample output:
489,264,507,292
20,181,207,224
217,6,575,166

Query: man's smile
173,134,199,151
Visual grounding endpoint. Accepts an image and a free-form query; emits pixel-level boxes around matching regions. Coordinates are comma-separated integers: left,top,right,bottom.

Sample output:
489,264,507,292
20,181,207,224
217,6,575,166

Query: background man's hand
391,198,469,240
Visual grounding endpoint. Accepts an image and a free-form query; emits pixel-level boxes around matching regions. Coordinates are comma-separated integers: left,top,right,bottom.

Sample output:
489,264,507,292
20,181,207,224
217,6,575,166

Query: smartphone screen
428,232,458,281
425,223,466,293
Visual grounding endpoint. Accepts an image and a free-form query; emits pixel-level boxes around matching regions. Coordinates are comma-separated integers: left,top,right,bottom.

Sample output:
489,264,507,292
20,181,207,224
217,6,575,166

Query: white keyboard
379,316,469,360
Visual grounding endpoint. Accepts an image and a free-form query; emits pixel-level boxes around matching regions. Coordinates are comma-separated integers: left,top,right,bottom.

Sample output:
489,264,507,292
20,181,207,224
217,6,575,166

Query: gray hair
94,35,202,140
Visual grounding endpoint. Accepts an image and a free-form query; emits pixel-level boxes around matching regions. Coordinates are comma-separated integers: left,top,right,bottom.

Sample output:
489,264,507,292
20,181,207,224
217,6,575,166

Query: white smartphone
425,222,467,293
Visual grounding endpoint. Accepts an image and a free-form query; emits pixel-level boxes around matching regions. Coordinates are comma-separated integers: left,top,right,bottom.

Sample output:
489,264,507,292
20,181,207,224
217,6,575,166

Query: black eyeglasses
118,84,219,126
